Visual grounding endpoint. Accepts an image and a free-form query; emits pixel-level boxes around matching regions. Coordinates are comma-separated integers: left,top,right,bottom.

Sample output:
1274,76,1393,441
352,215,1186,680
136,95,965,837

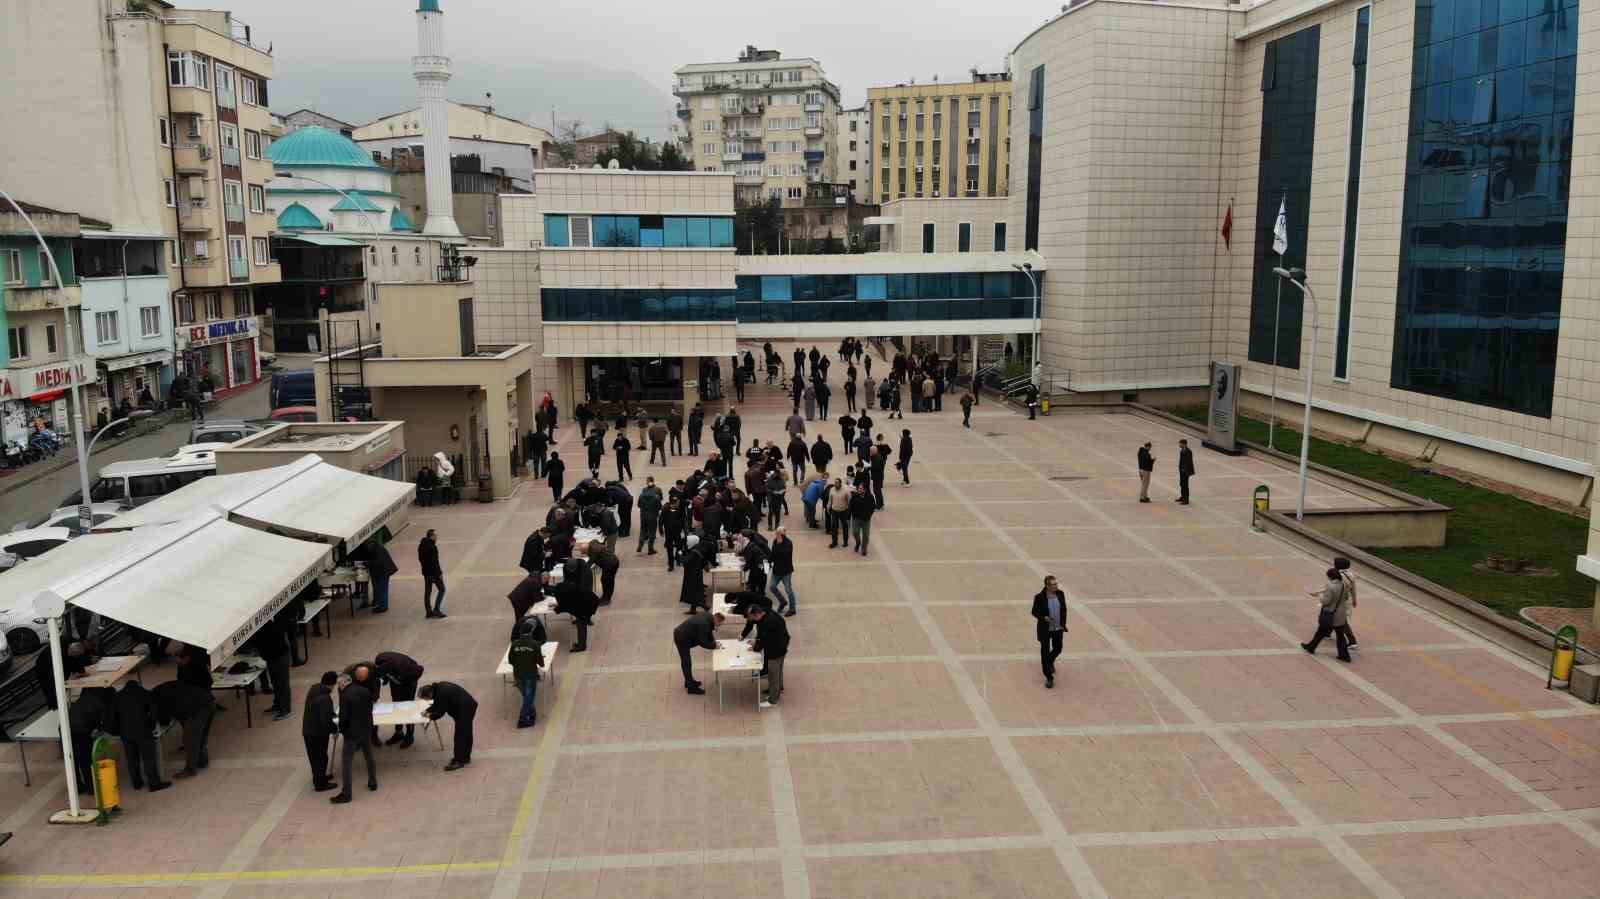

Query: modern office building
2,0,279,398
1008,0,1588,499
866,72,1012,205
837,106,873,199
674,46,842,207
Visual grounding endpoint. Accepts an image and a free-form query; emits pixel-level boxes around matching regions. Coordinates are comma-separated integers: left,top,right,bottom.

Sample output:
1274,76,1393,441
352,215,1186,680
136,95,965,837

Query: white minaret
414,0,461,239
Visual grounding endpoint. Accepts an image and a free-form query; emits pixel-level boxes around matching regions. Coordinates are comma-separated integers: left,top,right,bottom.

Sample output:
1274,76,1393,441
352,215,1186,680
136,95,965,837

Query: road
0,356,315,528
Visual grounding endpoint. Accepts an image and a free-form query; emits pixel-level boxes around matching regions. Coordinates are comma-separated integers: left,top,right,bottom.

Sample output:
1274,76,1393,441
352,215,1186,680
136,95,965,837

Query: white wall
80,275,172,359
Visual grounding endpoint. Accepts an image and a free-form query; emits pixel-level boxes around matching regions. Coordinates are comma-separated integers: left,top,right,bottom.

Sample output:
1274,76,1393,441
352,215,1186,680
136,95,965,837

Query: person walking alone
613,430,634,481
848,483,875,555
961,391,975,428
420,529,447,618
546,451,566,503
638,477,662,555
769,527,798,617
1302,568,1354,662
648,419,668,466
1176,438,1195,505
896,429,914,486
1031,576,1068,689
1136,442,1155,503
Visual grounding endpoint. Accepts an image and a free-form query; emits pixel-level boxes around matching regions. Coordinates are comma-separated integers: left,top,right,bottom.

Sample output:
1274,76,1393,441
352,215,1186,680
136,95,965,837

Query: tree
657,141,693,171
734,197,783,255
547,118,585,167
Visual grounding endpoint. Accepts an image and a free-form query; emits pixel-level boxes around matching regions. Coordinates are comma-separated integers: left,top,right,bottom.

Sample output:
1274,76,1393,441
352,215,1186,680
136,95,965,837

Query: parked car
188,419,265,445
12,502,126,536
0,527,73,656
269,406,319,424
270,369,315,410
57,443,223,509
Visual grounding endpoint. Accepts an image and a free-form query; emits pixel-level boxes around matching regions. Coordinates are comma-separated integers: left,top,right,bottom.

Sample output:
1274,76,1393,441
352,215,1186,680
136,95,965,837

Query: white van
61,443,224,508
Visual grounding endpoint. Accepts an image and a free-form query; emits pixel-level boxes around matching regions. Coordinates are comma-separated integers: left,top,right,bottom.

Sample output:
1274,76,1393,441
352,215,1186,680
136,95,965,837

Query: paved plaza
2,343,1599,898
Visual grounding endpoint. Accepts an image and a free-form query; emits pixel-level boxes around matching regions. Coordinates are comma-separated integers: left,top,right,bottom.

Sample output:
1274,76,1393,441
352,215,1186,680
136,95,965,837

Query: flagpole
1269,253,1282,451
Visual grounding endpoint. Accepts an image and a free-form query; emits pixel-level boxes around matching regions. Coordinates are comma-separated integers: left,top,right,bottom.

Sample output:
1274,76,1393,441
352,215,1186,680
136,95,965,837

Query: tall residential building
673,46,841,208
353,100,553,193
836,106,872,200
1,0,278,403
866,72,1012,204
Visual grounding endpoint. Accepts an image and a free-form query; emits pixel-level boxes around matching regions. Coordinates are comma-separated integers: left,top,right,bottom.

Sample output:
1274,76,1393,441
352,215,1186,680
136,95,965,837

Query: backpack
562,557,590,586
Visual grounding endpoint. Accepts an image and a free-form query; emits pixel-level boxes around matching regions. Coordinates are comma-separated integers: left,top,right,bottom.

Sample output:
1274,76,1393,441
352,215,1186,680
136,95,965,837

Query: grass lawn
1169,405,1591,621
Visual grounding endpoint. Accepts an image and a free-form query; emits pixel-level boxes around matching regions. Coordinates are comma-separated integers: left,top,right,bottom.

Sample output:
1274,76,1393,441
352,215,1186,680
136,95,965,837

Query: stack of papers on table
372,702,396,716
94,658,124,672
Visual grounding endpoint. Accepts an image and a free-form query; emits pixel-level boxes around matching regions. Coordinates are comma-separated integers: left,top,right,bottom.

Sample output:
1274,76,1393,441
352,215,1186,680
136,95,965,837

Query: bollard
91,734,121,825
1251,485,1270,532
1548,625,1578,690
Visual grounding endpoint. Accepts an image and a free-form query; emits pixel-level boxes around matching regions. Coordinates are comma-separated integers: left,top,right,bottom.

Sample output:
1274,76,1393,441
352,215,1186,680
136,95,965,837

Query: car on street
188,419,266,445
11,502,126,536
0,526,74,656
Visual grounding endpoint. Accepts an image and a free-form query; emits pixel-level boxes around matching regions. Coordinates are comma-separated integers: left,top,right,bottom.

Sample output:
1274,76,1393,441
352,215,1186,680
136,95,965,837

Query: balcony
804,125,823,137
722,150,743,162
675,103,690,119
229,257,249,280
803,150,825,163
739,129,763,140
743,102,765,115
173,143,213,173
168,87,210,116
181,257,228,286
224,203,245,224
221,145,241,167
179,201,213,232
3,283,81,314
735,174,764,186
804,101,823,112
741,151,765,162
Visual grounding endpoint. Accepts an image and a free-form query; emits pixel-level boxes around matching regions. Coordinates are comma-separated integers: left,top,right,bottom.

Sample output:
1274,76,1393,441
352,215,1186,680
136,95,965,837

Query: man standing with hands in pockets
1031,575,1068,689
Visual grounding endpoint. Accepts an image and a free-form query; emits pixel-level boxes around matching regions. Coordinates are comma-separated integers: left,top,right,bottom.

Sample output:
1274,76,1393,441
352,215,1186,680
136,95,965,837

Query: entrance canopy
2,512,331,660
104,454,413,551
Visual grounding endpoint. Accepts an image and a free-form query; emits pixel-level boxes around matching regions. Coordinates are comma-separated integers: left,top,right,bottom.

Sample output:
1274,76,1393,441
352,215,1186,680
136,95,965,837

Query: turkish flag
1220,204,1233,251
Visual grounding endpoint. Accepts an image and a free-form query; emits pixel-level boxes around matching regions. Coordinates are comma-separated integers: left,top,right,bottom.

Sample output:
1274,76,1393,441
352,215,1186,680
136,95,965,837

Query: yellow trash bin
1549,625,1579,689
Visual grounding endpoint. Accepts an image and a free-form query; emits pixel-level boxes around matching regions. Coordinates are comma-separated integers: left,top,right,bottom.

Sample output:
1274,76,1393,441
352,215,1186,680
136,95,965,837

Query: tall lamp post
1273,266,1318,522
1013,262,1039,371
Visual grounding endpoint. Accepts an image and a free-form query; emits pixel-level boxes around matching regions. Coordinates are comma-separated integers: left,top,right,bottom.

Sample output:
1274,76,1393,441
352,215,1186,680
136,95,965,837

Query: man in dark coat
361,538,399,613
546,451,566,503
869,440,891,510
848,484,876,556
331,667,376,802
420,530,446,618
679,534,709,612
667,407,684,456
1177,438,1196,505
612,430,633,481
637,477,662,554
585,540,621,607
519,528,546,575
748,605,791,707
419,682,478,771
552,571,599,652
67,691,110,793
687,404,704,455
585,428,605,478
116,681,170,791
1031,575,1069,689
896,429,914,486
253,613,294,721
662,495,687,570
154,678,216,779
374,651,425,746
810,435,833,474
769,527,797,617
35,637,91,711
1136,442,1155,503
673,609,725,694
607,480,633,538
302,672,339,791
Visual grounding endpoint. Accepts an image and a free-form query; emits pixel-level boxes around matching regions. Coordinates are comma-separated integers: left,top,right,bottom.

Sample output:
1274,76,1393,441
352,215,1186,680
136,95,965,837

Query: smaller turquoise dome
276,202,322,230
419,0,441,10
267,126,383,170
390,207,416,231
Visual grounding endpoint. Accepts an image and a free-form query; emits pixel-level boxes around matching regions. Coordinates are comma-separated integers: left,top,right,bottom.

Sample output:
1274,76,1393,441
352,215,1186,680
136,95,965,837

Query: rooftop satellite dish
607,159,621,169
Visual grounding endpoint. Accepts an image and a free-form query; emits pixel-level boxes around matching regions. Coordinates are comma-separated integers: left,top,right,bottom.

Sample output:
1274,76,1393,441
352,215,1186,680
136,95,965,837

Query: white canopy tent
2,512,332,660
104,454,413,552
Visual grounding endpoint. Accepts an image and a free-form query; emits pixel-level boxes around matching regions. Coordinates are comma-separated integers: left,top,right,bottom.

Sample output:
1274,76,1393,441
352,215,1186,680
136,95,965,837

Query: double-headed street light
1013,261,1039,372
1273,266,1318,522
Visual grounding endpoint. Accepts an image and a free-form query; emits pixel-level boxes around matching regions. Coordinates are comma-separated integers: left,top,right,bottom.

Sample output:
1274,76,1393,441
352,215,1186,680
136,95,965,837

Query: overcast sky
222,0,1056,137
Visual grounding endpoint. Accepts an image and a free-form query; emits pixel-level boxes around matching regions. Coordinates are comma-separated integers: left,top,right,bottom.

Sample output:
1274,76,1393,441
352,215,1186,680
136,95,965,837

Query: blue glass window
711,217,734,248
640,215,664,247
592,216,618,247
760,276,792,301
857,275,887,299
663,217,686,247
545,215,569,247
686,217,711,247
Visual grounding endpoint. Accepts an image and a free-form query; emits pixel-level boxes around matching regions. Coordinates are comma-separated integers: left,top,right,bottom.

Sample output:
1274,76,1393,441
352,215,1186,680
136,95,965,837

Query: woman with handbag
1301,568,1353,663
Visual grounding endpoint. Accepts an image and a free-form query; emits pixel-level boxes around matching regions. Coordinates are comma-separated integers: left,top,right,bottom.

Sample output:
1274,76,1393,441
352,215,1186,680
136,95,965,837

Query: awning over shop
279,233,363,247
101,454,412,551
1,513,332,660
102,349,173,373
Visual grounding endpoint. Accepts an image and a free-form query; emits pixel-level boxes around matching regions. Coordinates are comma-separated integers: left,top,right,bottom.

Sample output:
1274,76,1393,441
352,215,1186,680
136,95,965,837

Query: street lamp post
1273,266,1318,522
1013,262,1039,371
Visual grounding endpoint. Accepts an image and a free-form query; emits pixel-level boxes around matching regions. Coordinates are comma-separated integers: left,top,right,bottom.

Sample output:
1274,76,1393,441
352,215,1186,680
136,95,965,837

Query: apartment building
866,72,1012,205
1,0,277,400
353,100,553,192
837,107,872,200
674,46,842,208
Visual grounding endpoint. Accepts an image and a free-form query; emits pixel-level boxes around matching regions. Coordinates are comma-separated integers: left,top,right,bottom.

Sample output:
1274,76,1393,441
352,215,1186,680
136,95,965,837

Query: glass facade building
1390,0,1577,417
543,214,735,248
1247,25,1321,370
734,271,1041,323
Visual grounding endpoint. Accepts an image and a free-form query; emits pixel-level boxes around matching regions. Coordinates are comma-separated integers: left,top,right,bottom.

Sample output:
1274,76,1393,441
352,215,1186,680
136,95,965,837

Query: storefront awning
279,233,363,247
102,349,173,373
1,513,332,660
101,454,413,551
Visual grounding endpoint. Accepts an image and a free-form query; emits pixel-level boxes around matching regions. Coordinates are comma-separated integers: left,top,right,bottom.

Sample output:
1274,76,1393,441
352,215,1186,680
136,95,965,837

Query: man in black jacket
254,614,294,721
552,569,599,652
1136,442,1155,503
672,609,725,694
528,427,549,478
361,537,399,614
612,431,633,481
546,451,566,503
869,439,891,510
1031,576,1068,689
374,651,425,747
67,691,110,793
768,527,797,617
302,672,339,791
116,681,170,791
896,429,914,486
419,682,478,771
1176,438,1196,505
667,407,685,456
725,408,743,455
810,434,833,475
748,605,791,707
419,530,446,619
154,678,216,778
848,484,876,556
687,404,704,455
607,480,633,538
331,667,376,802
519,528,546,575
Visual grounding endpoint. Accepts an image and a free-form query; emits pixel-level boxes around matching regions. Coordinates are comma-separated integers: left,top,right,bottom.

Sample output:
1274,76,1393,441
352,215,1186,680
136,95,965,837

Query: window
95,311,119,344
967,178,980,192
158,117,170,146
391,246,399,265
244,130,262,159
167,51,206,88
219,123,238,152
1025,64,1046,251
214,63,234,97
223,180,243,207
2,248,21,285
1334,6,1371,382
958,222,971,252
248,184,264,213
44,323,57,354
177,295,196,324
414,246,422,264
205,292,223,319
922,222,935,253
6,326,27,359
164,178,176,208
994,222,1007,251
241,74,258,106
236,289,252,315
140,306,161,337
252,237,269,265
37,250,53,285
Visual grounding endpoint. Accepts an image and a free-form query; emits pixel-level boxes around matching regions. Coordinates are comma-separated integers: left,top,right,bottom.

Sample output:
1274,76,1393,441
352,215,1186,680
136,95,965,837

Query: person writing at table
302,671,339,792
419,681,478,771
672,610,726,695
330,666,377,803
373,651,425,748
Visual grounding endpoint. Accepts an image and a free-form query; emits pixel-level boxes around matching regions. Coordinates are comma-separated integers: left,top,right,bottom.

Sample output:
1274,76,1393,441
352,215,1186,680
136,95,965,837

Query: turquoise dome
267,126,382,170
275,202,323,230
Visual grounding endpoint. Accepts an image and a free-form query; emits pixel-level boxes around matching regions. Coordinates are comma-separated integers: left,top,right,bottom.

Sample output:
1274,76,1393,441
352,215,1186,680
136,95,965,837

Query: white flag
1272,196,1288,256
